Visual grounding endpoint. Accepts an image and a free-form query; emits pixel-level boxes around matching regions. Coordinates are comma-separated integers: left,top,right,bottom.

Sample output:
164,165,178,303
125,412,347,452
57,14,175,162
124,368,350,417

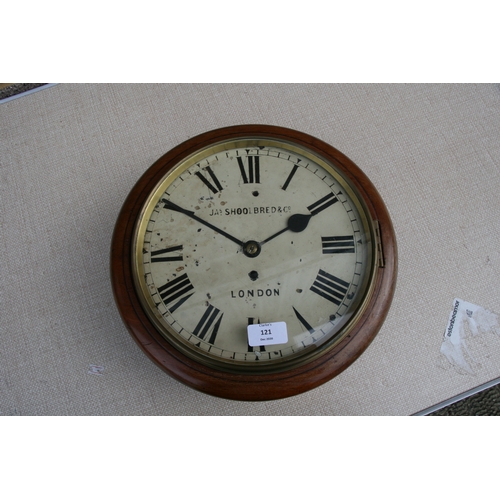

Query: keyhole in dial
249,270,259,281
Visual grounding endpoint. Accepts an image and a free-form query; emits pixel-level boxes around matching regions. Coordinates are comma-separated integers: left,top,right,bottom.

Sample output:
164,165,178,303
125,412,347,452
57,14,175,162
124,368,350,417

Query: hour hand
261,213,312,245
261,192,338,246
161,199,244,247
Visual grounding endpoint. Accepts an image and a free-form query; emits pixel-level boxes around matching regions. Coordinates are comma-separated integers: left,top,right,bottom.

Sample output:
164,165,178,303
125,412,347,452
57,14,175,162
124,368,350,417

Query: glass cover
133,138,376,373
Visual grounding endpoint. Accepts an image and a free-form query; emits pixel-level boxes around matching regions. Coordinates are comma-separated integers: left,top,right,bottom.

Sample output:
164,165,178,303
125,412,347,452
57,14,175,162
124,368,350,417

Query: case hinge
374,220,385,268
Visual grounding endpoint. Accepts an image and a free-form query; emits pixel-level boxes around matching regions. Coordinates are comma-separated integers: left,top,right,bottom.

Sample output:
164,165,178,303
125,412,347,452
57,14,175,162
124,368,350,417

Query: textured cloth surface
1,83,500,415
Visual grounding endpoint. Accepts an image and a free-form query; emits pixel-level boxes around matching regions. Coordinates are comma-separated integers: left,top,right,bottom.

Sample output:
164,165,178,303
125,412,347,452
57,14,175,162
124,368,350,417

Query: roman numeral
195,166,223,194
292,307,315,334
192,304,223,344
151,244,184,262
307,192,338,215
157,273,194,312
310,269,349,306
282,164,299,191
247,317,266,353
237,154,260,183
321,236,355,254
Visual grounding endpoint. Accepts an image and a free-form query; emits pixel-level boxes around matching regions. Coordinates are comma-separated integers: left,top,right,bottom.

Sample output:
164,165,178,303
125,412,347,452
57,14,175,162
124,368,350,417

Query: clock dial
111,125,397,400
133,139,375,372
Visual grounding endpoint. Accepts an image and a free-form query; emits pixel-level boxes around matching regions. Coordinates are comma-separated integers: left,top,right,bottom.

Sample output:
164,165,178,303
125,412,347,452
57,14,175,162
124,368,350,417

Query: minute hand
161,199,244,247
261,192,338,246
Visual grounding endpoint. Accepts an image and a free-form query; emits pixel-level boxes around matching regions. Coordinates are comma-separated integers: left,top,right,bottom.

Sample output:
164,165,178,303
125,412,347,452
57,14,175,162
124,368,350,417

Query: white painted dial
133,138,375,372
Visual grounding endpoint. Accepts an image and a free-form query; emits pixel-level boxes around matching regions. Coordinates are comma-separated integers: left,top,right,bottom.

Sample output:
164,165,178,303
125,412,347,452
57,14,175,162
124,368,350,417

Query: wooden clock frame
110,125,397,401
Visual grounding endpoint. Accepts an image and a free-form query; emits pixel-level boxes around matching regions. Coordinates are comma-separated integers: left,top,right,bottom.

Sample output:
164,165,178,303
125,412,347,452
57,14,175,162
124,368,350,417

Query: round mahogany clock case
110,125,397,400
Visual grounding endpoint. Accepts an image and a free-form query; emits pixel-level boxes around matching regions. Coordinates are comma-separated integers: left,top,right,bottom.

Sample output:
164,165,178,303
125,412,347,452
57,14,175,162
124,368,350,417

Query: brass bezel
132,137,379,374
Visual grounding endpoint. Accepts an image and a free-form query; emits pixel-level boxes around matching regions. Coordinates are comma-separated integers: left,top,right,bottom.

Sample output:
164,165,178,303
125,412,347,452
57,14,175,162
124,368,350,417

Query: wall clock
111,125,397,400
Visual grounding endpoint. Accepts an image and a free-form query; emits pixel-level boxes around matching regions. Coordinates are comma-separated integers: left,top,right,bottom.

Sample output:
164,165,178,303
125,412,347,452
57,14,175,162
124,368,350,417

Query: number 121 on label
247,322,288,347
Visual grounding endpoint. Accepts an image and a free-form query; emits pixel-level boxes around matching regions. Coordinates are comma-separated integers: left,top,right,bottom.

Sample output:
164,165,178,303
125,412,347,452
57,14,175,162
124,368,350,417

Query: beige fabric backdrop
1,83,500,415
